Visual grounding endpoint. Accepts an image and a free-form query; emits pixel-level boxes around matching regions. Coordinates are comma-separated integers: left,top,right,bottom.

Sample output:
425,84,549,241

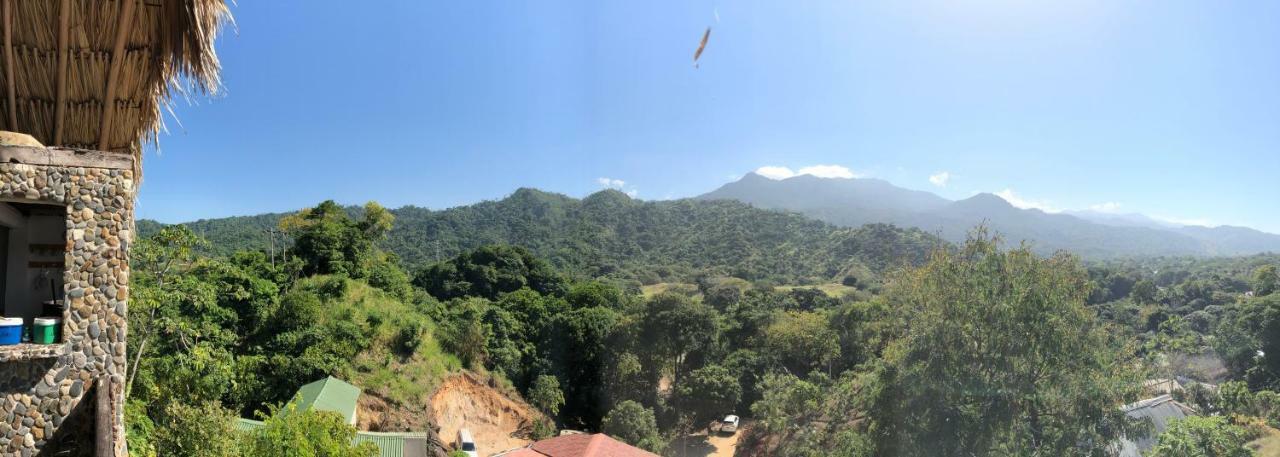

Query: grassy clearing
642,281,859,299
642,282,700,298
775,283,859,298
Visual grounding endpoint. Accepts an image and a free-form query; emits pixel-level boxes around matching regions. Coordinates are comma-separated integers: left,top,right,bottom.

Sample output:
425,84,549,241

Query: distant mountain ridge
139,188,946,284
698,173,1280,258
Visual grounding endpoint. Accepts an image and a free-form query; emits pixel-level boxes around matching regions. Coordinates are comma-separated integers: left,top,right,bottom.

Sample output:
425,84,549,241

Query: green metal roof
237,417,432,457
354,431,435,457
294,376,362,426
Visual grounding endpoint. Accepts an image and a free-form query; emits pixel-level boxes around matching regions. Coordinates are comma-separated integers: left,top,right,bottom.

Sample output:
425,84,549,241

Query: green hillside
140,188,946,285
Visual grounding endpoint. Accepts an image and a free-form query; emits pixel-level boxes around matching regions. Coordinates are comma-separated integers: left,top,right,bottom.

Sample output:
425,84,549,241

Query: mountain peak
958,193,1015,209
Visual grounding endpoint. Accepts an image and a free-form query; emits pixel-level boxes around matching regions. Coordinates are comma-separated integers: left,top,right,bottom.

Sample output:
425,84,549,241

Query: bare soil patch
429,373,542,456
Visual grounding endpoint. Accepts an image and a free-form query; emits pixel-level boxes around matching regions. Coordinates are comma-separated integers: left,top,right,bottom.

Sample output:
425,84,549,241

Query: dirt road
669,430,741,457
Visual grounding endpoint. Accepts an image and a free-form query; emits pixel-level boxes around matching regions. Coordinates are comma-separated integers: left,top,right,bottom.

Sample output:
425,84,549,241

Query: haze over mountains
698,172,1280,258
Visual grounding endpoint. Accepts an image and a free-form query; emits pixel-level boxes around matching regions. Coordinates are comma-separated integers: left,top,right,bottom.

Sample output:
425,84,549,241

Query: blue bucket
0,317,22,345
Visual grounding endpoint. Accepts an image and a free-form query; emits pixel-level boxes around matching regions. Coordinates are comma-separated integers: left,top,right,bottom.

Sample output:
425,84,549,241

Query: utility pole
264,228,278,267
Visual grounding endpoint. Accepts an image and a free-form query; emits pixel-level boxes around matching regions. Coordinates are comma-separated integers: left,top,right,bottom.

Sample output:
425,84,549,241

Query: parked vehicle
721,415,740,434
457,428,478,457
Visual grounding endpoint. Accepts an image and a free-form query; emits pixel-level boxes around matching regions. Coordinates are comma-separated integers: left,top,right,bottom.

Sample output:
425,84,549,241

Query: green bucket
32,317,59,344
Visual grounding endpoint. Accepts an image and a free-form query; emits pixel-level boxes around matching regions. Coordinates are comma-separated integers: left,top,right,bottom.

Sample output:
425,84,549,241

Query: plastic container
32,317,60,344
0,317,22,345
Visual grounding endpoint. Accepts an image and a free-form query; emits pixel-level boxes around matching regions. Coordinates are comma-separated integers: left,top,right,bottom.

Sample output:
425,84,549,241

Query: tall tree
865,231,1142,456
1254,264,1279,296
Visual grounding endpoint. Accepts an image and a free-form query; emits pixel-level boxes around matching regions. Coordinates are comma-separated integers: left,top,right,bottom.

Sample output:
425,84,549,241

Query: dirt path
429,373,540,457
670,430,741,457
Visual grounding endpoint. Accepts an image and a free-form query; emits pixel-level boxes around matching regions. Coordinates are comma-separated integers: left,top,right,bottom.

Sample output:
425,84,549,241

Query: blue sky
140,1,1280,233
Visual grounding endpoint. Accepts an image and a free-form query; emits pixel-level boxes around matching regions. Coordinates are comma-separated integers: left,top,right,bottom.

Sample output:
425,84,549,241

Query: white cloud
754,164,862,180
1087,202,1123,213
754,166,797,180
595,177,638,197
928,171,951,187
596,177,626,189
994,189,1060,213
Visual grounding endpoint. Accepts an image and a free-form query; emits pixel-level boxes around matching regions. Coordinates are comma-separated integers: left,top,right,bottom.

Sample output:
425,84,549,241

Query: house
236,376,442,457
294,376,362,427
1116,394,1197,457
494,433,659,457
0,0,230,455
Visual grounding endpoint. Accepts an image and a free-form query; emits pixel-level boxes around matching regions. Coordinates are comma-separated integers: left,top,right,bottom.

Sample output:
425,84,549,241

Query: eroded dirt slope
429,373,543,456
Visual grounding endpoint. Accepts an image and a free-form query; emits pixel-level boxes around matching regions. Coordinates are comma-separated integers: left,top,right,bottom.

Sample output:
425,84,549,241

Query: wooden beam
2,0,16,133
0,145,136,170
53,0,70,145
97,0,136,152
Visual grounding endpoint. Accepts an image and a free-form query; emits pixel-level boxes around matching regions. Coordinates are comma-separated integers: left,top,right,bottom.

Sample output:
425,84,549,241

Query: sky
139,0,1280,233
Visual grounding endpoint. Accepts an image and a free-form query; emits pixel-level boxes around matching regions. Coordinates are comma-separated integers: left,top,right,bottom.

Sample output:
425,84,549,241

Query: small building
295,376,362,427
237,376,443,457
494,433,659,457
1116,394,1197,457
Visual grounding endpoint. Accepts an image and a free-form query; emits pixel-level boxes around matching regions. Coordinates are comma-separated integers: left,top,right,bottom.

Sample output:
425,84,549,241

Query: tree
151,401,240,457
281,201,399,278
127,225,212,397
415,245,568,300
542,306,620,427
528,375,566,417
1255,265,1279,296
865,231,1142,456
1132,279,1159,305
602,400,665,453
1215,294,1280,389
639,293,720,385
763,311,841,376
239,401,378,457
1147,416,1252,457
675,364,742,427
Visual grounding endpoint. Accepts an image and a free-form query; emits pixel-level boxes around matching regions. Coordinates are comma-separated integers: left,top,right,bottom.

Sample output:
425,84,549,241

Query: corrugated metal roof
236,417,432,457
235,418,265,432
1116,394,1196,457
295,376,362,426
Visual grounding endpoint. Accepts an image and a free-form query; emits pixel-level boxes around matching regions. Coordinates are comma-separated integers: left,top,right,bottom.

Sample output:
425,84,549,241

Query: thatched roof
0,0,230,160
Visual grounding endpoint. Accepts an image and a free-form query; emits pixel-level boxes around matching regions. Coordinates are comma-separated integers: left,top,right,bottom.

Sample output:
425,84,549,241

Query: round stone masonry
0,147,135,457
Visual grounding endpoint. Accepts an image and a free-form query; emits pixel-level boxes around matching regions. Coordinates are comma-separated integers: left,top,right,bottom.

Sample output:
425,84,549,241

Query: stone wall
0,154,134,457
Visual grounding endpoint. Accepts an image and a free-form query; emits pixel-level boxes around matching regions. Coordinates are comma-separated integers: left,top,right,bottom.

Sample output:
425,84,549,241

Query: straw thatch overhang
0,0,229,163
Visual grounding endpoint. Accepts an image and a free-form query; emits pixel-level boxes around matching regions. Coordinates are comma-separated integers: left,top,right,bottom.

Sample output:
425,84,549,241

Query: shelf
0,343,62,362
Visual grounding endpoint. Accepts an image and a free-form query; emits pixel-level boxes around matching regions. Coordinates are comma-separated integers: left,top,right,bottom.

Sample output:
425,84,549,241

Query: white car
721,415,740,434
457,429,478,457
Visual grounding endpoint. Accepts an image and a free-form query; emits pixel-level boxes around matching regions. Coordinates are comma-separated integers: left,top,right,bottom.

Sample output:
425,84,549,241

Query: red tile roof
507,433,658,457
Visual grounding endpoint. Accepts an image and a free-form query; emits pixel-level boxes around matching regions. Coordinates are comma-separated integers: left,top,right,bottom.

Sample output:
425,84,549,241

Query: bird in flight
694,27,711,68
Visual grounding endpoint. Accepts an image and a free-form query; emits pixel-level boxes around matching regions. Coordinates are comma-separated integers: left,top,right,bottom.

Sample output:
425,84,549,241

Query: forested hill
138,188,946,284
699,172,1280,258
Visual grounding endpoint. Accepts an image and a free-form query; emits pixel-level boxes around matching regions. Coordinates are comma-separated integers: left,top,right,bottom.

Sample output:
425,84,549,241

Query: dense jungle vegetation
130,195,1280,456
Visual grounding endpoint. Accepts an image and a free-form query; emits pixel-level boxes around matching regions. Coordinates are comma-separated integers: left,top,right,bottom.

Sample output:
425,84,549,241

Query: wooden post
98,0,137,151
95,377,113,456
53,0,71,144
2,0,17,132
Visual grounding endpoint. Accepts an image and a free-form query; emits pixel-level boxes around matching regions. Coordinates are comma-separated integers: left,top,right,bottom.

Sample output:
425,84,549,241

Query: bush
239,400,378,457
602,400,665,453
152,401,240,457
1148,416,1252,457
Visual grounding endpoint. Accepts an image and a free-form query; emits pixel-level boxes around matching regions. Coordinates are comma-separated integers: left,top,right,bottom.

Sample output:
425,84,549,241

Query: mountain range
139,188,943,284
697,172,1280,258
